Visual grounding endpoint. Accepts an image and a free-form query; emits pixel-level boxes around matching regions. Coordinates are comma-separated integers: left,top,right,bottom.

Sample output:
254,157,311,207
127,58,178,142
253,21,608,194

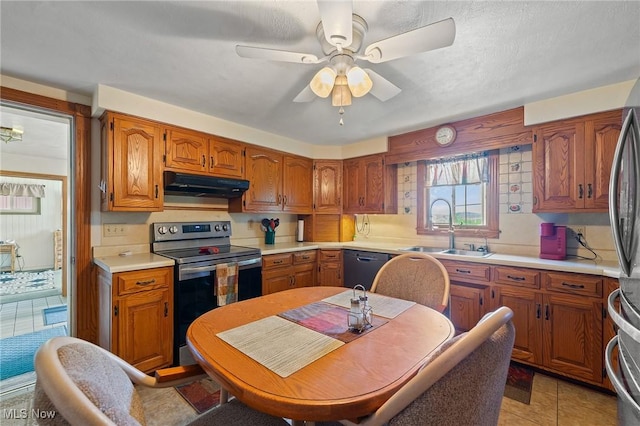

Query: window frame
416,150,500,238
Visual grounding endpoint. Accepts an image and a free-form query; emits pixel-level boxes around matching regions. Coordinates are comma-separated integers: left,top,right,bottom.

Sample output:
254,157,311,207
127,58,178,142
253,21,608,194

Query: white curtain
424,153,489,186
0,183,46,198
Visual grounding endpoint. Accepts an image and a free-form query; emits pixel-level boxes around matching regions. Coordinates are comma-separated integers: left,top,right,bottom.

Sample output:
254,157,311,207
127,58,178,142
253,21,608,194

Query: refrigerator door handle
609,109,639,277
605,336,640,413
608,289,640,341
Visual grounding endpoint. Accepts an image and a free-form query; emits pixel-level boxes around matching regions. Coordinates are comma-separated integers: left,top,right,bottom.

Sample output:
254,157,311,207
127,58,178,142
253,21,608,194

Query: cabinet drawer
294,250,316,264
441,260,491,283
116,267,171,296
494,266,540,289
319,249,342,262
262,253,293,269
544,272,602,297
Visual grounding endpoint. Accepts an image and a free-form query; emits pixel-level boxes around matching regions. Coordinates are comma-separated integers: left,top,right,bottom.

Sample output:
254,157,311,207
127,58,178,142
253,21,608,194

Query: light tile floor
499,372,618,425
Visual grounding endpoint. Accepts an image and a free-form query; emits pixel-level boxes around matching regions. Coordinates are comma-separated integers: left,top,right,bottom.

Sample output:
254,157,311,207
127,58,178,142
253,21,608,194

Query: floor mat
43,305,67,325
0,326,67,380
176,378,221,414
0,270,59,303
504,362,534,404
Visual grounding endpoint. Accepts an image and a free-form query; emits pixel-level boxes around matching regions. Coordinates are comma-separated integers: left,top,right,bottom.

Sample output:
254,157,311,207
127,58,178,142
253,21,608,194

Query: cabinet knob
578,184,584,199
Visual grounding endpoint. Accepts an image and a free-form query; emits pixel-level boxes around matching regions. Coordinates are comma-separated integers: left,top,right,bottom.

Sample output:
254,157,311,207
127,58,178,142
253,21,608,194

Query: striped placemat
216,315,344,377
322,290,415,319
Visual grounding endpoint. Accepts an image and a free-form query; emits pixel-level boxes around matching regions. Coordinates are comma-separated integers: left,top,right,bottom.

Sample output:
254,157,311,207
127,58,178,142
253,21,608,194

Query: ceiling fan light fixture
331,75,352,107
310,67,337,98
0,126,23,143
346,66,373,97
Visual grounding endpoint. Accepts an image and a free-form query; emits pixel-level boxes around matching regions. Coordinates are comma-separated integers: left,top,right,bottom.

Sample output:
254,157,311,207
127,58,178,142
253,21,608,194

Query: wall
0,176,63,270
354,145,617,262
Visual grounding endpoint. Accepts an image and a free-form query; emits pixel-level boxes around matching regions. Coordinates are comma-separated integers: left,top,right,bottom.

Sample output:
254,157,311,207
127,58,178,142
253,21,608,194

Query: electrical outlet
571,226,586,240
103,224,128,237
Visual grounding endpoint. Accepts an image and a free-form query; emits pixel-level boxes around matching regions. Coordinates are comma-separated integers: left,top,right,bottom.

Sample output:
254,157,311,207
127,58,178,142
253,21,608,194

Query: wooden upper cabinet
533,109,621,213
164,127,208,173
231,146,312,213
100,112,164,212
209,136,244,178
313,160,342,213
165,128,244,178
283,155,313,213
343,154,387,214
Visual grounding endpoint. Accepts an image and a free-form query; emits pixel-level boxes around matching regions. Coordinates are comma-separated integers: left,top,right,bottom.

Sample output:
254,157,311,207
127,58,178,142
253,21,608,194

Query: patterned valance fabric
424,152,489,186
0,183,45,198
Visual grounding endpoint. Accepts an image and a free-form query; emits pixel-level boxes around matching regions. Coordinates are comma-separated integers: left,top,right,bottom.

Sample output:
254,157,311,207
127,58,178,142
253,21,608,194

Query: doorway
0,103,72,394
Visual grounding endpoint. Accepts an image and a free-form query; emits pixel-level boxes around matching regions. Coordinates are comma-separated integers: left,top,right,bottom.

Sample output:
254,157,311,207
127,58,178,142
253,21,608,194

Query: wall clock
435,125,457,146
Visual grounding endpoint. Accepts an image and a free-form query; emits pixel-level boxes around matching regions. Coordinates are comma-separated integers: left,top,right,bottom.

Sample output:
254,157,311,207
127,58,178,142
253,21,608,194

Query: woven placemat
322,289,415,319
217,315,344,377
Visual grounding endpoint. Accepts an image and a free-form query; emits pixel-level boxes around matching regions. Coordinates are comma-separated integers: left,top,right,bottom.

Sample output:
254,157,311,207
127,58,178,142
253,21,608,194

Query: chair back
370,253,450,312
33,336,148,425
359,306,515,426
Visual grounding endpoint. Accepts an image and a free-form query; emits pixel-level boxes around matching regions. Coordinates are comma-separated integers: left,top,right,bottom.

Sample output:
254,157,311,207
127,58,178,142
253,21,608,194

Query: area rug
176,378,221,414
0,326,67,380
43,305,67,325
0,269,59,303
504,362,534,404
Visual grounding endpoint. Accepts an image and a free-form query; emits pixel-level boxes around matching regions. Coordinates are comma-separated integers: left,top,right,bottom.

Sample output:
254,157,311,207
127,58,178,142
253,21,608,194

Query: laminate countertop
94,241,621,278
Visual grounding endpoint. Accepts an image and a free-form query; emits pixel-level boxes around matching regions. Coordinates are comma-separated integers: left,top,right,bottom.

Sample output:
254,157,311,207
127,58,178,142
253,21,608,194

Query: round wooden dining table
187,286,454,423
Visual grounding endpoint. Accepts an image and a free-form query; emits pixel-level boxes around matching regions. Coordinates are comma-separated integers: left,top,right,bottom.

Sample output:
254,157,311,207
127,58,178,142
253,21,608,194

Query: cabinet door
449,283,488,334
111,115,164,211
584,113,620,209
319,262,342,286
491,286,542,364
543,293,603,383
262,269,293,295
533,122,584,212
362,155,385,213
293,263,316,288
209,136,244,178
244,146,283,212
282,155,313,213
314,160,343,213
117,288,172,372
164,127,208,173
343,158,363,213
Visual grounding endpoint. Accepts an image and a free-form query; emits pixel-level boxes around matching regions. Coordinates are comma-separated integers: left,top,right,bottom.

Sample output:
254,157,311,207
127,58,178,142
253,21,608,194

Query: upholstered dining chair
319,306,515,426
33,336,289,426
370,252,450,313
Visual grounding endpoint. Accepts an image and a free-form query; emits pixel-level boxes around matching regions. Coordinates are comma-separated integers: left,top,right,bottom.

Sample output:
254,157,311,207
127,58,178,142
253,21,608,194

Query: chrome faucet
430,198,455,250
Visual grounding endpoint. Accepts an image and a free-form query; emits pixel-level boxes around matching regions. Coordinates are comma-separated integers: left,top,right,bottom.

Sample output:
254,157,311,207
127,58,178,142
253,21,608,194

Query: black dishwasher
343,250,392,290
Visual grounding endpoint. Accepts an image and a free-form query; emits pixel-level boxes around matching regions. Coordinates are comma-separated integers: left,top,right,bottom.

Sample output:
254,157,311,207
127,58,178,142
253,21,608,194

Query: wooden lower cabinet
449,283,488,334
97,266,173,372
444,260,606,386
262,250,317,295
318,249,343,287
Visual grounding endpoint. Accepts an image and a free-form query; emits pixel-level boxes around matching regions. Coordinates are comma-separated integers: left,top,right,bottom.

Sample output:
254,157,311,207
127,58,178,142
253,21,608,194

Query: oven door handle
179,257,261,275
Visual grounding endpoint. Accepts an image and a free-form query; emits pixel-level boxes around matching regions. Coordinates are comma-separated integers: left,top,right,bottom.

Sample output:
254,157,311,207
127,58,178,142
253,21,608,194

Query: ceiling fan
236,0,455,121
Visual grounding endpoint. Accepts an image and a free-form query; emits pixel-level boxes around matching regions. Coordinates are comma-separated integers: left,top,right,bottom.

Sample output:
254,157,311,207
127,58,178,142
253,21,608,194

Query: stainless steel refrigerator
606,77,640,424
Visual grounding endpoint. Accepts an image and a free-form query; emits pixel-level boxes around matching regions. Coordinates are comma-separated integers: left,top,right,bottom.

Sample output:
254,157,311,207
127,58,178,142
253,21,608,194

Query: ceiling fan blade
365,69,401,102
363,17,455,64
236,45,321,64
317,0,353,49
293,85,317,103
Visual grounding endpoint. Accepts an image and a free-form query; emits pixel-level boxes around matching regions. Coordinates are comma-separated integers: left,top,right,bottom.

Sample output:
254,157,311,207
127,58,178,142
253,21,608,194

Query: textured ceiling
1,1,639,147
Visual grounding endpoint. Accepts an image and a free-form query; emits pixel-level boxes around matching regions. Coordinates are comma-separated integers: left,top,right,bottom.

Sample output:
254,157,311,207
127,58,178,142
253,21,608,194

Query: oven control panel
153,221,232,242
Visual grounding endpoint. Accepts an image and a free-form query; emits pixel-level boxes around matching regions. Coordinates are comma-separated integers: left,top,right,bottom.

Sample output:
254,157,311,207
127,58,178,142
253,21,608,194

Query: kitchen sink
401,246,493,258
440,249,493,257
401,246,446,253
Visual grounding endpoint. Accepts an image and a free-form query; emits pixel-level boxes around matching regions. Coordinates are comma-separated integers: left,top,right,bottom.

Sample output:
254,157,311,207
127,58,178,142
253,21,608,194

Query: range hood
163,171,249,198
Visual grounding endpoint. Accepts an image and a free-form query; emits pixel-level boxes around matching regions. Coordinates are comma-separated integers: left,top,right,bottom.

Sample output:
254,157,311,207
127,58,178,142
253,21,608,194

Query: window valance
0,183,46,198
424,152,489,186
